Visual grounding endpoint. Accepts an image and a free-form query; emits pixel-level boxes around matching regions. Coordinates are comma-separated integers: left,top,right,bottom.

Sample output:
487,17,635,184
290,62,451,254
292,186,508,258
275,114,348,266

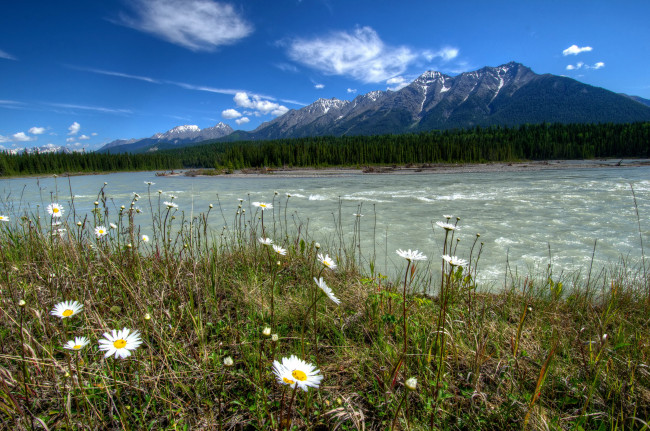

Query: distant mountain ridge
98,62,650,153
100,122,233,153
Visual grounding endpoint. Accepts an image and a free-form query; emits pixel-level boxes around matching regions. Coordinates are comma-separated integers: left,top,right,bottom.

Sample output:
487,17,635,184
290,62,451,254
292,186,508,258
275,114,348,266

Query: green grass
0,195,648,430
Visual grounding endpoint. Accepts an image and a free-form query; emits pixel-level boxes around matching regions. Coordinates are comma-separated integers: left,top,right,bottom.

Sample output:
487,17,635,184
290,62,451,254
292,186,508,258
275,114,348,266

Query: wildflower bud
238,205,242,208
64,371,71,378
134,197,139,202
104,182,107,185
209,204,213,209
262,327,271,337
126,243,132,248
456,217,461,221
144,313,151,320
337,397,343,405
405,377,417,391
171,216,176,220
183,243,188,248
271,333,278,342
476,233,481,237
242,209,245,213
94,201,99,206
315,242,321,249
277,261,281,266
223,356,234,367
120,205,125,210
19,299,26,307
602,334,608,342
158,190,162,194
274,191,278,195
136,209,141,213
76,221,82,226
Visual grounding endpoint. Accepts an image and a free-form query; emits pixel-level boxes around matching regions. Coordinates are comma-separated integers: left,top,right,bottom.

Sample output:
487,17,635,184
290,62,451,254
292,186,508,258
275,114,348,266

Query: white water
1,165,648,286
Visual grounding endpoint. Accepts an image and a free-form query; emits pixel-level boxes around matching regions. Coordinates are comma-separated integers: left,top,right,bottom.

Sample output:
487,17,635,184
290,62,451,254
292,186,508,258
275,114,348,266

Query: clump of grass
0,186,648,430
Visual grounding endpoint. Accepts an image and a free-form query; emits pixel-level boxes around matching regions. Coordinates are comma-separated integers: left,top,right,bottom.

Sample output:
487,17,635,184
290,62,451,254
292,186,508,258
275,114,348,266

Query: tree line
1,122,649,176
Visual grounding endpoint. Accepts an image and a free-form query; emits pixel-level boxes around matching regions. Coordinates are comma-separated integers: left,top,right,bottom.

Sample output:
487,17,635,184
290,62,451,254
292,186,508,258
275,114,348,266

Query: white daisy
353,213,363,217
98,328,142,359
63,336,90,351
442,255,468,267
314,277,340,305
252,202,272,210
258,237,273,246
109,223,118,229
443,214,452,219
47,203,64,217
163,201,178,209
141,234,150,242
0,215,9,222
317,253,337,270
436,221,457,231
144,181,155,186
50,300,83,319
273,244,287,256
272,355,323,392
94,225,108,238
396,249,427,262
405,377,417,391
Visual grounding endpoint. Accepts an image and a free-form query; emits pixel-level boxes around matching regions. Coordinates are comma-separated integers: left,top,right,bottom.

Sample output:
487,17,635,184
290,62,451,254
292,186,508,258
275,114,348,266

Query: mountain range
99,62,650,153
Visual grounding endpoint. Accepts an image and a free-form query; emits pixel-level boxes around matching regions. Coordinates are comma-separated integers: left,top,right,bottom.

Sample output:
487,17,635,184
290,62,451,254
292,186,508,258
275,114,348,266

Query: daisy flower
50,300,83,319
442,255,468,267
317,253,337,270
47,203,64,217
273,244,287,256
443,214,452,219
272,355,323,392
141,234,150,242
98,328,142,359
94,225,108,238
258,237,273,246
396,249,427,262
314,277,340,305
144,181,155,186
252,202,272,210
0,215,9,222
405,377,418,391
63,336,90,351
436,221,457,231
163,201,178,209
109,223,118,229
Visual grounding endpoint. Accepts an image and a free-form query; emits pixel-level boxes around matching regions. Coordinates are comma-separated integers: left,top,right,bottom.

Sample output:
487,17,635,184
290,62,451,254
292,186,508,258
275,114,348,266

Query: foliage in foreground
0,197,649,430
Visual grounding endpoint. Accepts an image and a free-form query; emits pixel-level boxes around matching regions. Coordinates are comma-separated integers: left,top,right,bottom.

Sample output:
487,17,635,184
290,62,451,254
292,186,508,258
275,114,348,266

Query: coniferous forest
1,122,649,176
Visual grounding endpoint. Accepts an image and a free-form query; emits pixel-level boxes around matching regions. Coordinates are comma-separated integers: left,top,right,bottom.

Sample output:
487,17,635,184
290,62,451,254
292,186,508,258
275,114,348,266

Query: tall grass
0,184,648,430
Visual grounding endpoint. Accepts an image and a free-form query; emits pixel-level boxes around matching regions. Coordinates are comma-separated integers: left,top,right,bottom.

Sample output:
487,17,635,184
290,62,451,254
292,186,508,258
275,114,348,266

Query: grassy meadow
0,184,649,430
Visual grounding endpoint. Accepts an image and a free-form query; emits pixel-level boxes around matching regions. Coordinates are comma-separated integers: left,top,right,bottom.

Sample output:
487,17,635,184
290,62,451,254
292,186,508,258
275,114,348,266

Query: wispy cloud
386,76,408,91
0,49,17,60
314,83,325,89
48,103,133,115
285,26,459,83
235,117,250,125
566,61,605,71
347,88,357,94
68,65,160,83
563,44,593,56
117,0,253,51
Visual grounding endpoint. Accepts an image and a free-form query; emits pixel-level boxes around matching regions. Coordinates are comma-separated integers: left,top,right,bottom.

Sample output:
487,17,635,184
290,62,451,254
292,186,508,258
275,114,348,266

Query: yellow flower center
62,309,74,317
73,344,82,350
113,339,127,349
283,377,295,385
292,370,307,381
52,207,59,213
99,229,105,234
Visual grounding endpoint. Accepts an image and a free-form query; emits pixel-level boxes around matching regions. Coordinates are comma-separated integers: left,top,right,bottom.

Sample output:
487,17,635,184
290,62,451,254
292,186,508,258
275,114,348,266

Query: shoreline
3,158,649,180
209,158,650,178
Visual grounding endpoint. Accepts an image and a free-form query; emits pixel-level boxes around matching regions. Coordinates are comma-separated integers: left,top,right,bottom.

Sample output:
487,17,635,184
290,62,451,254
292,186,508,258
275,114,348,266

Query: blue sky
1,0,649,151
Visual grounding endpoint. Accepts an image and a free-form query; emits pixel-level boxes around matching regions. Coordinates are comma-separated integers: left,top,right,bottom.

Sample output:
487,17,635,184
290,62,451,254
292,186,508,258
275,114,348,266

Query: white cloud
233,92,288,117
91,132,98,136
221,108,242,119
347,88,357,94
12,132,35,142
314,84,325,89
566,61,605,71
0,135,11,143
286,26,419,83
235,117,250,125
50,103,132,115
0,49,16,60
28,127,46,135
66,137,75,143
119,0,253,51
563,45,593,56
386,76,409,91
78,134,90,140
423,47,459,62
68,122,80,135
